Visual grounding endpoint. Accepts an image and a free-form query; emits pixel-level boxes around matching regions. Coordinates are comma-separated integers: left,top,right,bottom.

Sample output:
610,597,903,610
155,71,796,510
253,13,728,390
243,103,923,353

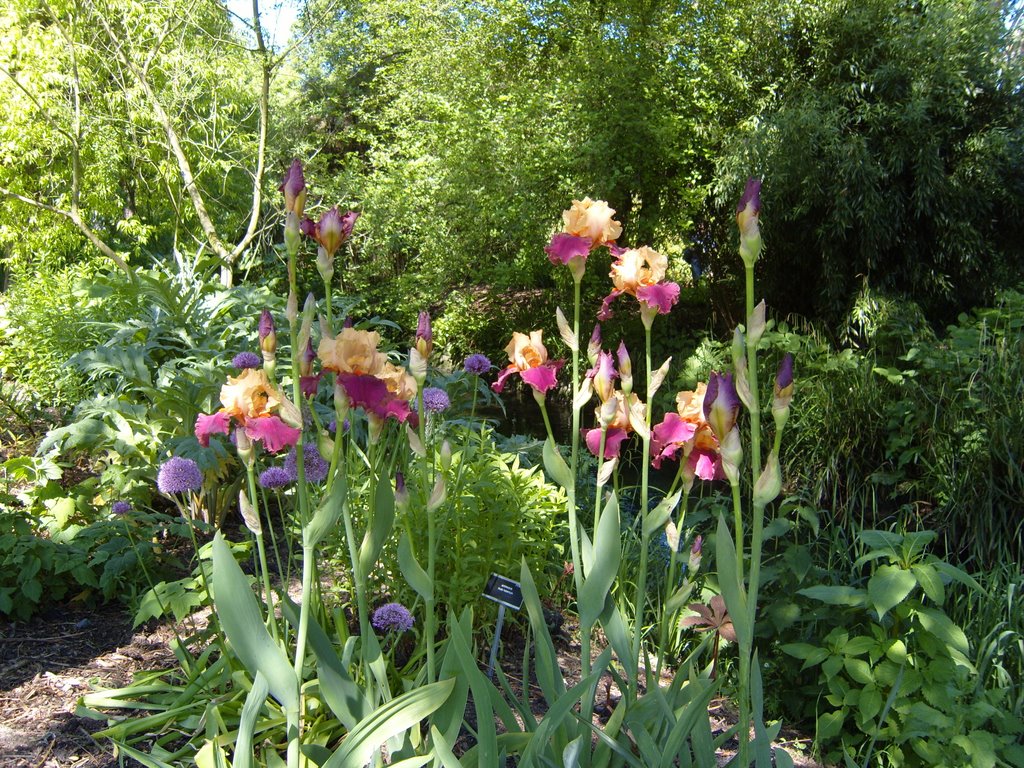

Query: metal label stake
483,573,523,679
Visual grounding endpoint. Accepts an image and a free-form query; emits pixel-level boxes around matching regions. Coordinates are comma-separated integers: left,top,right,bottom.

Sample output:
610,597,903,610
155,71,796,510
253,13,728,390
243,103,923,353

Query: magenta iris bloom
583,427,630,459
337,373,414,424
195,411,231,447
650,413,698,469
637,282,681,315
244,416,302,453
545,233,593,265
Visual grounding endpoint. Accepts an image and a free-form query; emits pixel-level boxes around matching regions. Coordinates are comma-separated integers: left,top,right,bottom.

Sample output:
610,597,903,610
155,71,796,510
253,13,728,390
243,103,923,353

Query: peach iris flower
492,330,564,395
562,198,623,247
194,368,300,453
650,381,720,480
600,245,680,321
317,328,388,376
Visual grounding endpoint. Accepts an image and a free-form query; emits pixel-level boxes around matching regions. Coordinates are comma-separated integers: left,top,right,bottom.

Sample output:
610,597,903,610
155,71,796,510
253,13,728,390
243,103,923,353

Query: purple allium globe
464,353,491,375
283,443,329,485
157,457,203,494
258,466,292,489
372,602,414,633
111,500,133,516
422,387,450,414
231,351,262,369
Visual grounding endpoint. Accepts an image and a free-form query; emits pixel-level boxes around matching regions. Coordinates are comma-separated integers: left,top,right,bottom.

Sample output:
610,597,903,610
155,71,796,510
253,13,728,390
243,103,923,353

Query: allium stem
246,464,278,642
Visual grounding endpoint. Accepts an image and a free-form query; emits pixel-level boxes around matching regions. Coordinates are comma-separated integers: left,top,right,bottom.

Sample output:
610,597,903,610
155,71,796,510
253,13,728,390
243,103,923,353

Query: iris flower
651,382,721,481
492,330,564,395
195,368,300,453
599,245,680,321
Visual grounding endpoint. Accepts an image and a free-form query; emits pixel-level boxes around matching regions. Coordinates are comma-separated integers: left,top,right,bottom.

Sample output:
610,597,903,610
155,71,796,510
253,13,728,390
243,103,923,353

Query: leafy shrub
351,424,566,622
0,453,188,620
783,530,1024,767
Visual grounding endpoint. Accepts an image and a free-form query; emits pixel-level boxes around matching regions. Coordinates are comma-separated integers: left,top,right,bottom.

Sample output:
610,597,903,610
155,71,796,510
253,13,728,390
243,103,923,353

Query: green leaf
868,565,917,619
844,658,874,685
910,563,944,605
210,533,298,713
542,438,573,489
519,559,566,705
797,585,867,607
915,606,970,657
816,710,844,741
398,533,432,602
359,478,395,577
643,491,680,539
303,471,346,549
858,686,882,722
579,492,620,630
317,658,370,732
716,514,750,648
232,672,269,768
320,679,455,768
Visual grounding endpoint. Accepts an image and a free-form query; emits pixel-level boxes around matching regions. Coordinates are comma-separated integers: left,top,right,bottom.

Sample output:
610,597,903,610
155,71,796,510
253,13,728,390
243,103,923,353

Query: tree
715,0,1024,326
0,0,278,284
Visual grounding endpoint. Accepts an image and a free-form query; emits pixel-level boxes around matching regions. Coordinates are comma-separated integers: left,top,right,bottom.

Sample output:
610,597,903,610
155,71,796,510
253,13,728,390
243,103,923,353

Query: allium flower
157,457,203,495
492,330,564,396
463,353,492,375
258,466,292,489
111,500,133,516
284,443,329,485
232,351,261,369
422,387,450,414
372,602,415,633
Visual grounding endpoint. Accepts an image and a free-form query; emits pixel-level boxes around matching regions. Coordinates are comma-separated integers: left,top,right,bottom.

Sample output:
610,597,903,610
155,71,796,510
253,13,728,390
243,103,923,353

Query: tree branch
0,186,131,274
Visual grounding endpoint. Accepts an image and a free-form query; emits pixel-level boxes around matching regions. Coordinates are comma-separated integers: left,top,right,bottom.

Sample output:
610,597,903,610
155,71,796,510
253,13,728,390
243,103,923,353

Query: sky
224,0,300,50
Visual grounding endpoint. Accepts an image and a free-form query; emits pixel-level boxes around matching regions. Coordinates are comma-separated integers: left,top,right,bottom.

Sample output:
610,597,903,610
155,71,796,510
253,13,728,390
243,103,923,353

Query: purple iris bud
156,457,203,495
736,177,762,216
258,466,292,489
371,602,414,633
279,159,306,215
232,351,261,369
776,353,794,392
703,371,741,441
422,387,450,414
463,353,491,375
112,500,133,516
